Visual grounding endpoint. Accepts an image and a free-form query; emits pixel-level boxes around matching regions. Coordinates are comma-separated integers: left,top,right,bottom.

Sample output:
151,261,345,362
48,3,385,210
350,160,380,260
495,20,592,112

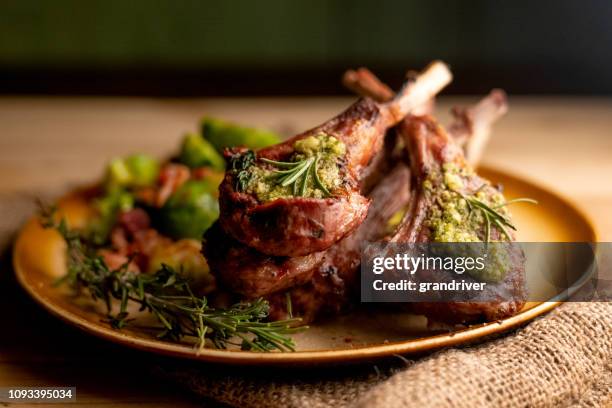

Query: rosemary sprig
261,155,331,197
39,204,305,352
456,191,537,242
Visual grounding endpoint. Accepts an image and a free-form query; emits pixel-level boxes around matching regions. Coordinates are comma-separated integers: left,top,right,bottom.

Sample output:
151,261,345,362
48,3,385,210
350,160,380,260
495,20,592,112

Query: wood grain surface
0,96,610,407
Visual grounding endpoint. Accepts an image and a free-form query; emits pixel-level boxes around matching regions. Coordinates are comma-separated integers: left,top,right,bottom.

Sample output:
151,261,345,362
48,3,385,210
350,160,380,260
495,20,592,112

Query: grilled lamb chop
205,90,507,313
218,62,452,257
388,114,527,324
204,221,325,297
204,163,410,298
264,92,510,323
266,163,411,323
343,68,430,194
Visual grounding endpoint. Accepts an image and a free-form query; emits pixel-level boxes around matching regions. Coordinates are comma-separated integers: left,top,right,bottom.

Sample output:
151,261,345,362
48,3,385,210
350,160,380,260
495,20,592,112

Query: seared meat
205,91,508,321
268,92,512,324
390,114,526,324
358,128,401,194
343,68,432,194
204,221,325,297
204,163,410,299
267,163,411,323
218,62,452,257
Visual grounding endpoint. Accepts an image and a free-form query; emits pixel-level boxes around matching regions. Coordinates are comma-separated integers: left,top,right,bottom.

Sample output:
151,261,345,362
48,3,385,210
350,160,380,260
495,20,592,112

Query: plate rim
12,166,599,366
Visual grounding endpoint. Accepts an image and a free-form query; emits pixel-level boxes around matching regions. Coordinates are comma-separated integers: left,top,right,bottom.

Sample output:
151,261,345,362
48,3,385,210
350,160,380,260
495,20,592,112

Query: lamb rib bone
343,67,508,164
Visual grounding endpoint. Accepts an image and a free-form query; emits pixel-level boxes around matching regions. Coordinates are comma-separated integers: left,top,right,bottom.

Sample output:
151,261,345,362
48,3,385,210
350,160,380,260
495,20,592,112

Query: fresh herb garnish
261,155,331,197
457,191,537,242
39,204,305,352
230,150,256,192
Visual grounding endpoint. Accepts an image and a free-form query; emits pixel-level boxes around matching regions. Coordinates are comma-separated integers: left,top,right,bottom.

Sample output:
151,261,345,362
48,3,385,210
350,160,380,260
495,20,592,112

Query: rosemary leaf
262,154,331,197
452,190,536,242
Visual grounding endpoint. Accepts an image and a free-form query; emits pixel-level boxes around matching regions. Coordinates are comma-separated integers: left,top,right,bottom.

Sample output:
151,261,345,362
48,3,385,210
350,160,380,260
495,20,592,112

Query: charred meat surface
266,92,509,324
267,164,411,323
203,222,325,297
206,92,510,323
218,62,452,257
205,163,410,300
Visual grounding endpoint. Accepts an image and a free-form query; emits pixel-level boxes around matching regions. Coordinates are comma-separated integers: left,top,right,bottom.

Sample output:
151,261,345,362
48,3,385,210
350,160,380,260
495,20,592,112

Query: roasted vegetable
179,132,225,170
158,180,219,239
148,239,216,295
105,154,160,189
89,189,134,244
201,117,281,153
40,205,303,351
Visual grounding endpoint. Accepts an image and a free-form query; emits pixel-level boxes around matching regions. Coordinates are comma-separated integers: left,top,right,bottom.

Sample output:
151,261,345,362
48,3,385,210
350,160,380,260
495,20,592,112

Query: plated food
15,60,593,360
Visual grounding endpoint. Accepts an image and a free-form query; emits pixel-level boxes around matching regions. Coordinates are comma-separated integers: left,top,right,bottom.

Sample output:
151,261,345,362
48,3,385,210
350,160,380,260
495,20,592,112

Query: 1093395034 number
0,387,76,402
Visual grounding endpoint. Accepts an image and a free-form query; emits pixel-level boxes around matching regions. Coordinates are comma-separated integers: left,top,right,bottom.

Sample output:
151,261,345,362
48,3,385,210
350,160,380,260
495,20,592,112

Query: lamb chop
386,114,527,324
204,221,325,297
218,62,452,257
205,86,506,306
204,66,439,298
265,163,411,323
265,91,512,324
203,162,410,298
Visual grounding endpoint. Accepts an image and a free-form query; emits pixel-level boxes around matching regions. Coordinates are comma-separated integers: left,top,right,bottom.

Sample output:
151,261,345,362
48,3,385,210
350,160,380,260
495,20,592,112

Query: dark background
1,0,611,96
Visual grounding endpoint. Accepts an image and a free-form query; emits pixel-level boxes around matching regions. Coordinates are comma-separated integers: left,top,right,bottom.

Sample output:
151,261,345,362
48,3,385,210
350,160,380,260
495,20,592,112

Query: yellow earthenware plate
13,167,597,366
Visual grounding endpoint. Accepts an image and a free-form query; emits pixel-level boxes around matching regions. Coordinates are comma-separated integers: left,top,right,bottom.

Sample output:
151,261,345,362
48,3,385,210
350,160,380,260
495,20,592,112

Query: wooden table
0,96,610,407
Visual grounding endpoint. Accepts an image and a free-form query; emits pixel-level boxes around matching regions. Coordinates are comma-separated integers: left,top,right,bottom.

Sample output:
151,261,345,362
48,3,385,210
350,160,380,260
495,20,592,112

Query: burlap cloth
2,192,610,408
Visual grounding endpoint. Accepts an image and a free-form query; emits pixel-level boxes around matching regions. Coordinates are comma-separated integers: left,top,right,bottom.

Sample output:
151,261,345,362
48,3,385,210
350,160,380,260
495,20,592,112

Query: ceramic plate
12,167,597,365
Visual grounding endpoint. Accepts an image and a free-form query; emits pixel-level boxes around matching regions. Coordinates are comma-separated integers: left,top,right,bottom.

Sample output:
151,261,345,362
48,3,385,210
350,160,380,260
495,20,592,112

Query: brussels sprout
179,132,225,170
159,180,219,239
201,117,281,153
106,154,160,189
89,189,135,244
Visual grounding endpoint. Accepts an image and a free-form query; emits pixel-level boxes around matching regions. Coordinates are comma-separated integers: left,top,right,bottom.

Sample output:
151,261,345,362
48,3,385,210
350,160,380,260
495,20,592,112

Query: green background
1,0,610,94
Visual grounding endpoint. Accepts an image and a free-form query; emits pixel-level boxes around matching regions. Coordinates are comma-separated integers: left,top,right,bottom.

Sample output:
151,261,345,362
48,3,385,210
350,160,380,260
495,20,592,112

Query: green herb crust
423,162,536,282
235,134,346,202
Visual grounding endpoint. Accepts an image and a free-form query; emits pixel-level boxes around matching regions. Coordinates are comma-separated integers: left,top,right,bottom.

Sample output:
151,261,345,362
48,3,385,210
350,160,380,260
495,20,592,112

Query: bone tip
342,69,358,84
490,88,509,113
427,60,453,80
356,67,373,75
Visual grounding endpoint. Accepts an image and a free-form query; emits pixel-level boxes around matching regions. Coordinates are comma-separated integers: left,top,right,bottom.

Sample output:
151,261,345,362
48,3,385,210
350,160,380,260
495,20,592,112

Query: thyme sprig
261,155,331,197
39,204,305,352
455,191,537,242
